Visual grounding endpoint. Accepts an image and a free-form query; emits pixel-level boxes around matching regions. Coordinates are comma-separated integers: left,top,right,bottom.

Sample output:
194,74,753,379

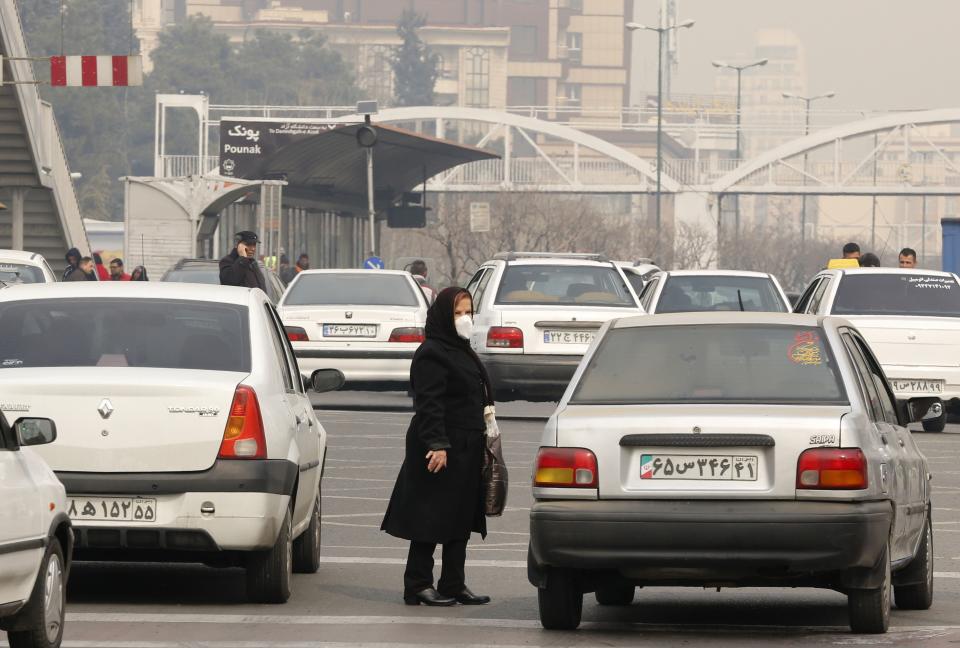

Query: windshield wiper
737,289,745,312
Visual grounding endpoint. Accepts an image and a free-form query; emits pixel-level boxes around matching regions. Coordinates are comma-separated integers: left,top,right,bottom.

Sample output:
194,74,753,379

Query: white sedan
278,270,429,388
0,282,337,604
638,270,792,314
0,249,57,285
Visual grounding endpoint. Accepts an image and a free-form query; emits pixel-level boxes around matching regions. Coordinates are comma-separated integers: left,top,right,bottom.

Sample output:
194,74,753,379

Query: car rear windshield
0,299,250,371
657,276,787,313
495,265,636,307
161,268,219,284
284,274,420,307
832,273,960,317
571,324,847,405
0,263,45,284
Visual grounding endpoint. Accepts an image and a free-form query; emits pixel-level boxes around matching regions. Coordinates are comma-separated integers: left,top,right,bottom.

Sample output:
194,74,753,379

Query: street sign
363,256,385,269
470,202,491,233
49,55,143,87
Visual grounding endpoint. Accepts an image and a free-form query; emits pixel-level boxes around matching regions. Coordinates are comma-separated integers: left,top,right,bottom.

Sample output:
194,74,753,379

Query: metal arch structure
369,106,681,194
712,108,960,196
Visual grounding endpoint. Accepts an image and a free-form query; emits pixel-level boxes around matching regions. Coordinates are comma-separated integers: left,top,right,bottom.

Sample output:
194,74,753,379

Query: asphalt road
9,391,960,648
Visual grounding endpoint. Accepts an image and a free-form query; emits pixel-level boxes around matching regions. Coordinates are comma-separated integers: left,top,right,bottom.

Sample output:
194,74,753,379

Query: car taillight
285,326,309,342
218,385,266,460
534,447,598,488
796,448,867,490
388,327,425,343
487,326,523,349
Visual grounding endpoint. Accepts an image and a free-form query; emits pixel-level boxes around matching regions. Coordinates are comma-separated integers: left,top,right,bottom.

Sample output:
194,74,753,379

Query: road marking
936,571,960,578
322,496,388,502
316,556,527,568
320,521,528,537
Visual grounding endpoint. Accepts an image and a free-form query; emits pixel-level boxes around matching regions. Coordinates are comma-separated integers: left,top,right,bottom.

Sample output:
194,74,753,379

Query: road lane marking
320,521,528,537
317,556,527,567
322,496,388,502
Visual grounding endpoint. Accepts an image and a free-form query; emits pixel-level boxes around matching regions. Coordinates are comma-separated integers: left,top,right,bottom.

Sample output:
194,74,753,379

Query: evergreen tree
391,9,439,107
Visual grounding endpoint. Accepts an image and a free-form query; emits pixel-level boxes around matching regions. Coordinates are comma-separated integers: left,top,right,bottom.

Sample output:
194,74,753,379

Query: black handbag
481,406,508,516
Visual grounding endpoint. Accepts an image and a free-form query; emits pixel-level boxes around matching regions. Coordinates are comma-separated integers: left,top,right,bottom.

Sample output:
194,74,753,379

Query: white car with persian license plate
638,269,791,314
796,268,960,432
466,252,643,401
0,282,338,604
278,269,429,388
0,411,71,648
0,250,57,286
529,312,934,634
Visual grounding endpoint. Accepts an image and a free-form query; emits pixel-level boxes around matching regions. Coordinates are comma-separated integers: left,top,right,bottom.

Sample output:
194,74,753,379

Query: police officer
220,231,266,291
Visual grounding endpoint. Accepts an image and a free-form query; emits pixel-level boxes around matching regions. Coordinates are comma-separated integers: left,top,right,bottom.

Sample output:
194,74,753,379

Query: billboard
218,118,339,179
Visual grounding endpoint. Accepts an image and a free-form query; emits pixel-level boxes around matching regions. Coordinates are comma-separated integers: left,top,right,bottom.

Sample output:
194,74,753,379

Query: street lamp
356,100,379,257
782,91,836,242
626,18,695,244
712,58,768,236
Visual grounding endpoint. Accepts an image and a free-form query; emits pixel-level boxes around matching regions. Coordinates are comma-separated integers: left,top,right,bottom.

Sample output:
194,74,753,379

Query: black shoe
404,588,457,606
442,587,491,605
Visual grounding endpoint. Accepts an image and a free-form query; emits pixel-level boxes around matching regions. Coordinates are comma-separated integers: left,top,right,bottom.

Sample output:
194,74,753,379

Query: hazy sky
630,0,959,111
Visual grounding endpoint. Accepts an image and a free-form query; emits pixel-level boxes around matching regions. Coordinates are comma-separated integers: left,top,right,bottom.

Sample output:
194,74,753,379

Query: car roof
0,249,45,264
172,258,217,268
0,281,260,306
491,258,614,268
660,269,773,278
821,267,956,277
611,311,825,330
295,269,415,277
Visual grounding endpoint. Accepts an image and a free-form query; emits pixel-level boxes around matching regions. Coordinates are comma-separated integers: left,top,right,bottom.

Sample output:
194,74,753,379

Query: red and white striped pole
49,55,143,87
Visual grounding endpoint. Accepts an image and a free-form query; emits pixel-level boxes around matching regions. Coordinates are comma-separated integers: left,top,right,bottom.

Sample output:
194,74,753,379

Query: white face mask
454,314,473,340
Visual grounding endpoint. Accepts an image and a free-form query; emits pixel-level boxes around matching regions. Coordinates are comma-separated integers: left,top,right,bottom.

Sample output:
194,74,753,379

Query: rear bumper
481,353,582,399
529,499,892,587
294,348,413,383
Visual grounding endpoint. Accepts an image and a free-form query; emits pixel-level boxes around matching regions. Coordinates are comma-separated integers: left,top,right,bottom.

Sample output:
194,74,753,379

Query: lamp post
712,58,767,237
783,91,836,242
626,18,694,244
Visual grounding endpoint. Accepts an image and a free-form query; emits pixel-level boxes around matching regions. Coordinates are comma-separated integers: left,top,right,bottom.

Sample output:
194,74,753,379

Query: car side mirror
311,369,345,394
15,418,57,447
899,397,942,425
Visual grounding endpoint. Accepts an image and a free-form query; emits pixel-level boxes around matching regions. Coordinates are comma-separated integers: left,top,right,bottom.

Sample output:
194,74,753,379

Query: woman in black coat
381,287,492,606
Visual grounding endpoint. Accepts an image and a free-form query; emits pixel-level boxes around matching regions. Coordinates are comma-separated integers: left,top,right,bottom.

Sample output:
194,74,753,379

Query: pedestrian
381,287,492,607
62,247,81,281
219,231,266,291
842,242,861,260
295,254,310,274
130,266,149,281
109,258,131,281
859,252,881,267
899,247,918,268
278,254,294,284
66,256,97,281
409,259,437,305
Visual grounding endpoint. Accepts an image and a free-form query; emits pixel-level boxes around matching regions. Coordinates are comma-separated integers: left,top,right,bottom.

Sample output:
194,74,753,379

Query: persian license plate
890,378,944,394
322,324,377,337
543,330,595,345
67,496,157,522
640,454,758,481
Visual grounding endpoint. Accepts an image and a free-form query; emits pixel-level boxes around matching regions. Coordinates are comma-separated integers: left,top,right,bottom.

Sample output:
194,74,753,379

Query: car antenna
737,289,745,312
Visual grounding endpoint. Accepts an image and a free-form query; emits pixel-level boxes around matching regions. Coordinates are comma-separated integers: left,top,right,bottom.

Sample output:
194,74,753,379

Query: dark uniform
219,231,266,291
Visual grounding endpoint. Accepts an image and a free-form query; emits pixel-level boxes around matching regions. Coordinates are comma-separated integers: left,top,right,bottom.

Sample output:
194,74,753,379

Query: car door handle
295,415,302,426
881,433,889,445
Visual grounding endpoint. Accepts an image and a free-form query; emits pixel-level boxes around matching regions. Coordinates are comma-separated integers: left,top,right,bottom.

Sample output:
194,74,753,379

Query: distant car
161,258,286,305
638,270,791,314
466,252,643,402
529,312,934,634
0,412,72,648
795,267,960,432
615,260,661,295
0,282,337,604
278,269,430,388
0,250,57,284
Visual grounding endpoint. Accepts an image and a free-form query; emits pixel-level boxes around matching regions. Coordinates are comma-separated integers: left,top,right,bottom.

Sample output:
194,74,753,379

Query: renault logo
98,398,114,420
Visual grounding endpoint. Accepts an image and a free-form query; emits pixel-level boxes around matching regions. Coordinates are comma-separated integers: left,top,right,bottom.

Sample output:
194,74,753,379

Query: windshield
0,299,250,371
495,265,636,307
571,324,847,405
657,276,787,313
832,274,960,317
0,263,45,284
284,273,421,307
162,267,220,284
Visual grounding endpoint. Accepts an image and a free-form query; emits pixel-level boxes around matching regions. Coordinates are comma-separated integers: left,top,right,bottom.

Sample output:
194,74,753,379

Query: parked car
0,282,338,603
0,412,72,648
0,250,57,285
795,267,960,431
278,269,430,389
161,258,286,305
529,312,934,634
615,260,661,295
466,252,643,402
638,270,792,314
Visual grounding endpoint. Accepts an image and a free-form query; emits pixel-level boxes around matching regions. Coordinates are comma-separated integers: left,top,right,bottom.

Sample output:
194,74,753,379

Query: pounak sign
219,118,339,180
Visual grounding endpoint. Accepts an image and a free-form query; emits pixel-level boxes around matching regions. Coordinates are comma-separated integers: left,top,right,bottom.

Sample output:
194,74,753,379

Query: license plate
640,454,758,481
891,379,944,394
543,330,595,345
67,496,157,523
322,324,377,337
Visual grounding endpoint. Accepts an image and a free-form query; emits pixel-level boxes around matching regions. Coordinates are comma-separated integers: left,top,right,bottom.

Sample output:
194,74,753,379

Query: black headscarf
426,287,494,405
130,266,149,281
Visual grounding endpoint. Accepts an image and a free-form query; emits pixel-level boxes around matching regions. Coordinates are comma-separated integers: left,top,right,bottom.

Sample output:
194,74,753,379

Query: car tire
595,582,635,606
537,569,582,631
246,505,293,604
848,543,891,634
7,539,66,648
895,515,934,610
292,493,321,574
922,412,946,433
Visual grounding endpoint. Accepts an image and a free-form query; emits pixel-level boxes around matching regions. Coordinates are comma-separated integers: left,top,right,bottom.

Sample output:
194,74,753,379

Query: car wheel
292,493,321,574
537,569,582,630
848,543,891,634
246,505,293,604
595,582,635,606
7,539,66,648
922,412,946,432
895,515,934,610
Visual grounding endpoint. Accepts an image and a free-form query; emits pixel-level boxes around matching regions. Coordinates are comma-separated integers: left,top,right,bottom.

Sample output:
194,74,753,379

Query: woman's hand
425,449,448,473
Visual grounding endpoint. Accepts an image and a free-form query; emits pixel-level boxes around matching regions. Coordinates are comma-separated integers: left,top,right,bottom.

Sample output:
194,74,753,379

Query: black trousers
404,539,468,597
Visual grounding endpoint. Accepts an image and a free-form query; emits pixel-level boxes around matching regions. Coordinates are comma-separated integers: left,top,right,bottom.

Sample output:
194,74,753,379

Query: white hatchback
0,250,57,285
0,282,335,604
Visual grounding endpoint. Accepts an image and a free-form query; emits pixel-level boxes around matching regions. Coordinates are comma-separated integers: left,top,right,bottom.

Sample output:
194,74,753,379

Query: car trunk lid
845,315,960,367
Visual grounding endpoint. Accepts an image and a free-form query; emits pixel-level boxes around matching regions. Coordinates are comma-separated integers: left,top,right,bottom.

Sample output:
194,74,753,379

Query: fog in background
630,0,958,110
